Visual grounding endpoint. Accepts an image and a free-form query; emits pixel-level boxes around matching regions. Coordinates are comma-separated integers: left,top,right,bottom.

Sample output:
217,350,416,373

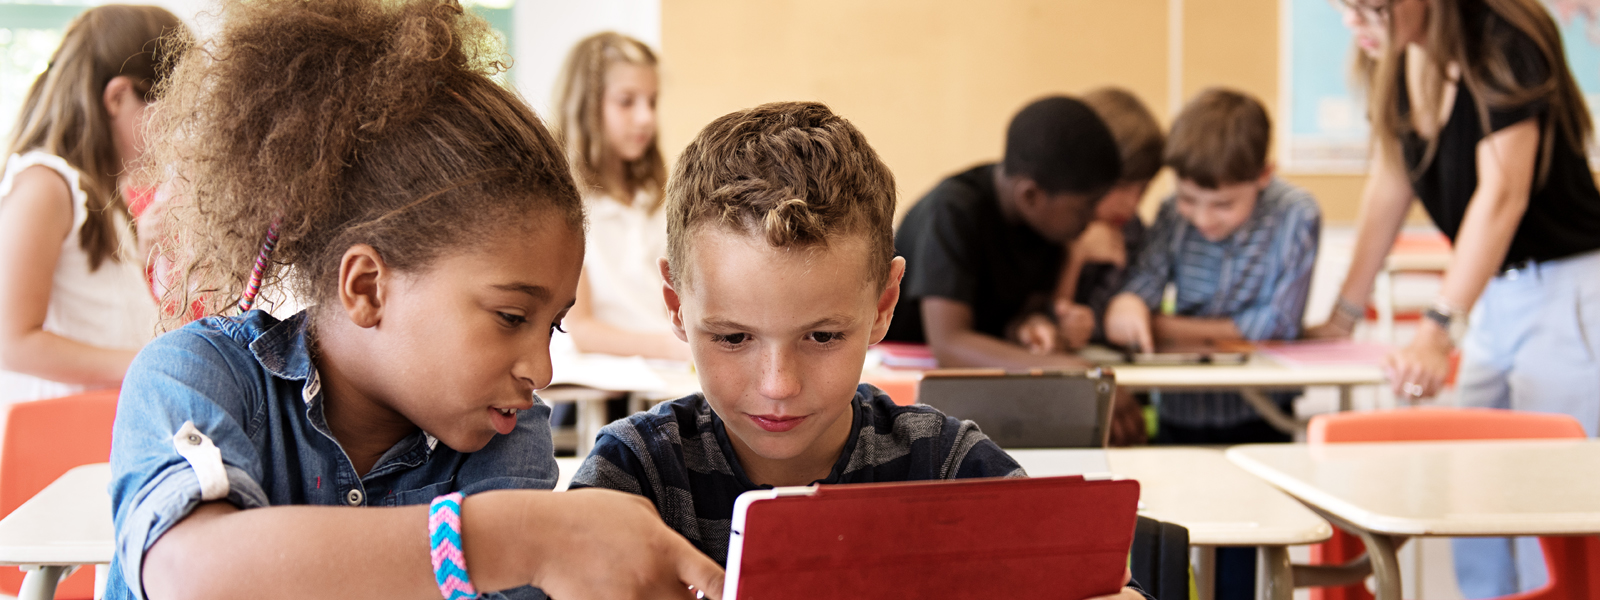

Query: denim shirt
107,310,557,600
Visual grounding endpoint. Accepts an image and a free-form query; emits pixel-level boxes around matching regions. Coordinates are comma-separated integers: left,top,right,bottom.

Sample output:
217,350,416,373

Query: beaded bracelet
429,492,478,600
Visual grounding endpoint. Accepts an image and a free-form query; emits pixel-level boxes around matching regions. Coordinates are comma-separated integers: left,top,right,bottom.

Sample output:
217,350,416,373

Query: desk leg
96,563,108,600
19,565,66,600
1338,386,1353,412
1192,545,1216,600
575,398,608,457
1352,531,1402,600
1257,545,1292,600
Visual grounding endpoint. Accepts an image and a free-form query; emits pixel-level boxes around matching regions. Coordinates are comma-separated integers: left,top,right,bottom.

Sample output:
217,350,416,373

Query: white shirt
583,189,672,334
0,152,158,403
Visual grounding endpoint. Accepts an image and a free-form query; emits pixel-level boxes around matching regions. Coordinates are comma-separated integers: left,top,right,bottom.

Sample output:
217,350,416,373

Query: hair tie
237,220,281,313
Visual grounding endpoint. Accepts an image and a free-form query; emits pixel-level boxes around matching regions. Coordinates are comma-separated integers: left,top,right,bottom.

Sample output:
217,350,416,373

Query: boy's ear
1255,162,1276,188
1014,178,1045,211
659,257,688,342
868,257,906,344
338,244,388,329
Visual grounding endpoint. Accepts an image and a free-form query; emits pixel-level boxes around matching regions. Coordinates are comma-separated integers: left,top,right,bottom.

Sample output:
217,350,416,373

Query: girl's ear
102,75,134,119
339,244,389,328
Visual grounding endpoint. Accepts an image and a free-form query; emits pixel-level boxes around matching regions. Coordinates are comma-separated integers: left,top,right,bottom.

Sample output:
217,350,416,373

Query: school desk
1226,438,1600,600
1012,448,1332,600
0,463,112,600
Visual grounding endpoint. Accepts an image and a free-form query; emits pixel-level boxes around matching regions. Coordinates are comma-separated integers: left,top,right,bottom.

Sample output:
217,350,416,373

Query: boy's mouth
748,413,806,433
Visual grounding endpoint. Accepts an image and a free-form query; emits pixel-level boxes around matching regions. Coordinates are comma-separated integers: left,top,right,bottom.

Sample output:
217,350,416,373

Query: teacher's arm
1304,141,1416,339
1388,117,1537,398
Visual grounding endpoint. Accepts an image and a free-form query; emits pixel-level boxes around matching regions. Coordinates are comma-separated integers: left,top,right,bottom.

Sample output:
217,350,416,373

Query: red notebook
723,476,1140,600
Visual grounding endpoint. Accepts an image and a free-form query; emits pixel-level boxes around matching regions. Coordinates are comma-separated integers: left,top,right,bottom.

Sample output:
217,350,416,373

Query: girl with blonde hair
552,31,686,360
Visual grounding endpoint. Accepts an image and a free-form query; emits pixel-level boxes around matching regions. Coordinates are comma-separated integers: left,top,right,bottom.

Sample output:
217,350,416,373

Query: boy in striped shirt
1104,88,1323,445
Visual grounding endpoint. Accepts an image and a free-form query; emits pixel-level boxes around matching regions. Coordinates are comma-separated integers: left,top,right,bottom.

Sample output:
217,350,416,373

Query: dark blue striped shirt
1122,178,1322,428
569,384,1025,565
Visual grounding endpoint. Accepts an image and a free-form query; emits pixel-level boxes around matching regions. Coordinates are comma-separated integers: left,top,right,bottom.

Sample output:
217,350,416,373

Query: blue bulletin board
1280,0,1600,173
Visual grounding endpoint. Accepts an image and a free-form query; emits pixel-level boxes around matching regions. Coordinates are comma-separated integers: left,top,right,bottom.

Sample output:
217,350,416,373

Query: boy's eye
712,333,748,346
808,331,845,344
498,312,527,327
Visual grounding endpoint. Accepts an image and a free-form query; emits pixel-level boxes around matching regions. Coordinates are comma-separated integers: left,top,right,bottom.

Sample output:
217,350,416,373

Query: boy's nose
758,347,802,401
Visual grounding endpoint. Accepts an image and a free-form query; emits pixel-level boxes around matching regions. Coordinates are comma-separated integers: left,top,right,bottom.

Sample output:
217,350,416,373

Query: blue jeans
1450,248,1600,598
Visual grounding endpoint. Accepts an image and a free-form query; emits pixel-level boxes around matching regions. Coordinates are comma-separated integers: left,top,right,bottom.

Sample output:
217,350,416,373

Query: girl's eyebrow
492,283,553,302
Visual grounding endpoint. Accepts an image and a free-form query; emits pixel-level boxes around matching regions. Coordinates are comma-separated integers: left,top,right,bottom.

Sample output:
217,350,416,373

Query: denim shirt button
185,433,202,445
345,489,364,506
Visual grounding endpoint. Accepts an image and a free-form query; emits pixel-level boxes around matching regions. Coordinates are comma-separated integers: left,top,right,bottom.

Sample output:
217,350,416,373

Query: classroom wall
656,0,1377,223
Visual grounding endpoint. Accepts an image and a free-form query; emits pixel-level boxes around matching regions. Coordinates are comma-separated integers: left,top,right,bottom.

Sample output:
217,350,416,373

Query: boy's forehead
681,225,878,293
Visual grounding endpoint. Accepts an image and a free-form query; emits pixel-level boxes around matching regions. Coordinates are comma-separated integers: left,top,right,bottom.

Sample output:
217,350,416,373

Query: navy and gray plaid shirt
569,383,1025,565
1122,178,1322,429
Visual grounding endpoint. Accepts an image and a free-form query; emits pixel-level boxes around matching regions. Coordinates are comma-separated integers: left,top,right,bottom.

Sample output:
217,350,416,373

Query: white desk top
1227,439,1600,537
1010,448,1332,546
556,457,582,491
0,463,113,566
1111,360,1385,390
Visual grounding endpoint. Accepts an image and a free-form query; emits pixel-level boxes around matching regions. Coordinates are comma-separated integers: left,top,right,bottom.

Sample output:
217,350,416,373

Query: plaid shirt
569,384,1025,565
1122,178,1322,428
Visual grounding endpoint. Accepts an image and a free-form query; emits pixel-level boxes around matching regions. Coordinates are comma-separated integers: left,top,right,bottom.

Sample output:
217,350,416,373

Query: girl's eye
498,312,527,327
550,320,567,334
808,331,845,344
712,333,748,347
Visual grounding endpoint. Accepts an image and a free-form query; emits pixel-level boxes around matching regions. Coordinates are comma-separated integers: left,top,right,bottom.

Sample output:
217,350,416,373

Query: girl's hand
476,489,724,600
1104,294,1154,353
1383,322,1452,400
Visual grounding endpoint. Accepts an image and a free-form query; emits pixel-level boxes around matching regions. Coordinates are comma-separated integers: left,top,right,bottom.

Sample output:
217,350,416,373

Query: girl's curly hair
142,0,582,328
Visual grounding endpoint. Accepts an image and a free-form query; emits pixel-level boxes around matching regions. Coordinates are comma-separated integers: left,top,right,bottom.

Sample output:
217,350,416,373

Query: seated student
1104,88,1322,445
571,102,1148,600
884,96,1122,368
106,2,722,599
551,32,687,361
1013,88,1165,446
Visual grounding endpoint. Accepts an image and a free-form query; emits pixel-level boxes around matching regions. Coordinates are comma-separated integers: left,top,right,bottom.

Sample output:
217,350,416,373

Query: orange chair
0,389,121,599
1306,408,1599,600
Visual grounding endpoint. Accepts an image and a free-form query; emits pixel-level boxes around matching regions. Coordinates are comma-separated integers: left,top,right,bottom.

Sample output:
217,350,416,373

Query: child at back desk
569,101,1149,600
0,6,177,404
106,2,721,599
551,32,687,361
1104,88,1322,445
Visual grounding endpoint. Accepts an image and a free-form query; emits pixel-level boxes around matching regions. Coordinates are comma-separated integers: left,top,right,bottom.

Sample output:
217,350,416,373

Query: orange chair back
1307,408,1595,600
0,389,120,599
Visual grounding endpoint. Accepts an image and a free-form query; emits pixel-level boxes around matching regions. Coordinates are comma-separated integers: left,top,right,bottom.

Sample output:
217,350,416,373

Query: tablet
723,476,1141,600
917,368,1115,448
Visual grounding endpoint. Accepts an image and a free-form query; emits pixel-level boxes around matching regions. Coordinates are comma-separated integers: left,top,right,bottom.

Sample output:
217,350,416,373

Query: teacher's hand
1383,321,1453,400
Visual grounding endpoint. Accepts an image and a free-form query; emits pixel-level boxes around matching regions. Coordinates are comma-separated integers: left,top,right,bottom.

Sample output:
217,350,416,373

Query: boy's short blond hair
1164,88,1272,189
665,101,897,290
1082,88,1165,184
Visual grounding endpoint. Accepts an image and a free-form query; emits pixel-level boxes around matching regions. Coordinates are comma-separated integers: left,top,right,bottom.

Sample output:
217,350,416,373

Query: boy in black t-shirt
886,96,1122,369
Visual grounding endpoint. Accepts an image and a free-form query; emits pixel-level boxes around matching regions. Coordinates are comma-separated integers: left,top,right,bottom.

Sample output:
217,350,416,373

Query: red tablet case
723,475,1141,600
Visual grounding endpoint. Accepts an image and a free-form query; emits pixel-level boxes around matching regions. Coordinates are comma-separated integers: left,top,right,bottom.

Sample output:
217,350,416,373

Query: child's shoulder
591,393,715,458
850,384,1025,480
1259,178,1321,219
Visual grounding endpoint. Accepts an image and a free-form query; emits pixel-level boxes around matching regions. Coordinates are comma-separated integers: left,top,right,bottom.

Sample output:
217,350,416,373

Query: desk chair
0,389,120,599
1304,408,1597,600
1132,516,1194,600
916,369,1115,448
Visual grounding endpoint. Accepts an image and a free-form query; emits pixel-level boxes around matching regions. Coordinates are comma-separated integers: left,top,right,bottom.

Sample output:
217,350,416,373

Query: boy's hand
1084,568,1148,600
1016,313,1060,355
1302,320,1354,340
500,489,725,600
1053,300,1095,351
1104,294,1154,353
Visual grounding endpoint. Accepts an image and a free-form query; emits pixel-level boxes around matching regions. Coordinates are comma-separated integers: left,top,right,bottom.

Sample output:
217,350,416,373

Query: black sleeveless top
1397,13,1600,269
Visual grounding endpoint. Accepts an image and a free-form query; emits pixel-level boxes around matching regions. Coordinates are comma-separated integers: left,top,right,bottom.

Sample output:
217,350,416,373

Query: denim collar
242,310,438,470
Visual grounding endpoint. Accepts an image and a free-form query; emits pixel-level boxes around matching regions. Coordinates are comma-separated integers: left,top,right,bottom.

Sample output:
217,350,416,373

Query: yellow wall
659,0,1373,223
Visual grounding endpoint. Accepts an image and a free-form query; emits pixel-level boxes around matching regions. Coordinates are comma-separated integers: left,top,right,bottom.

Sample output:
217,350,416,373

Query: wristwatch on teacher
1423,300,1467,347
